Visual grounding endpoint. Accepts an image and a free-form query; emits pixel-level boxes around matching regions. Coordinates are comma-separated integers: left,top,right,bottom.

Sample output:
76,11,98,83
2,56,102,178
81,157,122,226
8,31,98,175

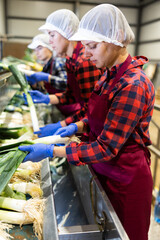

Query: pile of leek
0,197,45,240
8,64,40,133
0,134,78,194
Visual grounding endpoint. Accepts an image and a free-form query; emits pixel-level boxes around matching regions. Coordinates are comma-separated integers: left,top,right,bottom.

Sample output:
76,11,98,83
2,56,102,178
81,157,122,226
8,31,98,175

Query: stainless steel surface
71,165,129,240
59,225,102,240
51,161,129,240
41,158,59,240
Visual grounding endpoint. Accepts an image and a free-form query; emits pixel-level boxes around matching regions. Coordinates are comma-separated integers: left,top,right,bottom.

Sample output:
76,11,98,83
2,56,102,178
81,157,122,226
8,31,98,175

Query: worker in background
26,33,71,118
24,9,102,137
19,4,155,240
27,33,67,94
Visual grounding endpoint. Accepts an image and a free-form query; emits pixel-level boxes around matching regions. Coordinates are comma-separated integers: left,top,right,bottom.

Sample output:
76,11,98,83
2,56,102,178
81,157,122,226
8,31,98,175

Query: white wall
6,0,73,42
0,0,5,34
138,1,160,61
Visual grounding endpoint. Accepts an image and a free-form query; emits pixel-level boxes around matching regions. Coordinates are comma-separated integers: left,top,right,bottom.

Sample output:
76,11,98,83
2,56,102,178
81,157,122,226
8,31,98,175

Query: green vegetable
0,148,28,195
0,126,29,139
2,185,26,200
8,64,40,132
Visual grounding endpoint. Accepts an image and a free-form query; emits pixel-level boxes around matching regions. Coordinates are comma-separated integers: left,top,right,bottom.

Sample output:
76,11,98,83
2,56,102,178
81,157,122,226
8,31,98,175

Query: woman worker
27,33,67,95
26,9,102,137
19,4,155,240
26,33,73,118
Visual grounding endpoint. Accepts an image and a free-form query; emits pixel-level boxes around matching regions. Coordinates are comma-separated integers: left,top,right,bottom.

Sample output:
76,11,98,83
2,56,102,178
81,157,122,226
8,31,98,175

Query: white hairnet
39,9,79,39
28,34,53,51
70,4,135,47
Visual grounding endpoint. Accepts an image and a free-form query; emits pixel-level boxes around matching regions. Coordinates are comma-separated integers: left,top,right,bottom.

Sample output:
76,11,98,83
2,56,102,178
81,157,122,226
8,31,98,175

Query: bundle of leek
0,134,79,195
0,197,45,240
8,64,40,133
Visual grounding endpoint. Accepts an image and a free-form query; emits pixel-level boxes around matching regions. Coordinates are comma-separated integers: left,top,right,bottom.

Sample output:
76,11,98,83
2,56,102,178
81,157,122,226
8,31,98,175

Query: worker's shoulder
121,67,155,95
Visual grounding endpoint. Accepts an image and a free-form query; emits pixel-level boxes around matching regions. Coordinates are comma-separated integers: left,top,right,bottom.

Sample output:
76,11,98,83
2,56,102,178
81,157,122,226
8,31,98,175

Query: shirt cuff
66,142,85,166
65,116,74,125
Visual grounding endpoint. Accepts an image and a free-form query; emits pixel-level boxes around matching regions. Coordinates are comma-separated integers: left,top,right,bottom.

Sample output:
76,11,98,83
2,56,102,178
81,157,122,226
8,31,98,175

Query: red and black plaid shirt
66,56,155,166
55,42,102,124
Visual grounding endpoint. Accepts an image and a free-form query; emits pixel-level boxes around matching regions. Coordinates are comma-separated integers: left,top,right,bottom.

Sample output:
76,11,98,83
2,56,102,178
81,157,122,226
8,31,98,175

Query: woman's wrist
53,146,67,158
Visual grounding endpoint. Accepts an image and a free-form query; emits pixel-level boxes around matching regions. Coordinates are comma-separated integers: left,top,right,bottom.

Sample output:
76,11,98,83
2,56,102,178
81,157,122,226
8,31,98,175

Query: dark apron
87,55,153,240
44,59,61,94
45,52,82,117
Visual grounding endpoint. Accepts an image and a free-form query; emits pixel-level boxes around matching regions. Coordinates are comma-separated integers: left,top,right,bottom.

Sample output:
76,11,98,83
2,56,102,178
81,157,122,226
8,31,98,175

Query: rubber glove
19,143,54,162
26,72,49,85
54,123,78,137
23,90,50,104
34,121,62,138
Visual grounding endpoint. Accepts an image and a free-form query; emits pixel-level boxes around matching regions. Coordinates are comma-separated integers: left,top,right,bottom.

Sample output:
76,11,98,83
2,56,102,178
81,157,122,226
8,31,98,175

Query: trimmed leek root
0,197,45,240
10,167,41,184
19,161,41,172
0,221,13,240
10,160,42,184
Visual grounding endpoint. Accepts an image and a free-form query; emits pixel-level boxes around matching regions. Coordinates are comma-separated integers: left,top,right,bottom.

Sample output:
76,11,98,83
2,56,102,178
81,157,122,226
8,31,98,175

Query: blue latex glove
23,90,50,104
26,72,49,85
54,123,78,137
19,143,54,162
34,121,62,138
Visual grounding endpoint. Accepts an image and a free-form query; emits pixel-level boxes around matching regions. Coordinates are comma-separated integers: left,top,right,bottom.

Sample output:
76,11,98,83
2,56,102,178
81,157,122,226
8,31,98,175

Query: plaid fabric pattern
66,56,155,165
55,42,102,124
43,57,67,91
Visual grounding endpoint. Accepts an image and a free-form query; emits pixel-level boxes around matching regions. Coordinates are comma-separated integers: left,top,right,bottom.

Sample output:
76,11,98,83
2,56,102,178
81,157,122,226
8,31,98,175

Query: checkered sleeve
56,60,101,105
66,81,155,165
50,58,67,91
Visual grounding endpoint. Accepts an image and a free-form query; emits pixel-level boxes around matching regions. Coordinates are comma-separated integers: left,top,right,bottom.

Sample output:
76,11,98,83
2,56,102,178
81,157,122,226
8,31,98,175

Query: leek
0,135,80,152
0,210,32,225
0,135,80,194
2,185,26,200
19,161,41,172
8,182,43,198
11,168,41,184
0,197,45,240
0,126,29,139
0,148,28,195
8,64,40,132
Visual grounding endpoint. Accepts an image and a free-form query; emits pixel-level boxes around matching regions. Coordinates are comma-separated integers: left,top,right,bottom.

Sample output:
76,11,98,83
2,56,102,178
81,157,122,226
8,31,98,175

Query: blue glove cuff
45,94,50,105
47,144,54,158
70,123,78,133
58,121,62,127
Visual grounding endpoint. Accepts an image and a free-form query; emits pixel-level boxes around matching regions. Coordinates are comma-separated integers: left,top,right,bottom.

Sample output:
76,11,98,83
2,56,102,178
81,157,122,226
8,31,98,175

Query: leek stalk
0,210,32,225
8,182,43,198
2,185,26,200
8,64,40,132
0,148,28,195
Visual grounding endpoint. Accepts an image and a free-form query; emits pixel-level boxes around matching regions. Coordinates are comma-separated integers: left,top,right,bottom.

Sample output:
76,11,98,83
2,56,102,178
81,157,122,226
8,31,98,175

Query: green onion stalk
8,64,40,132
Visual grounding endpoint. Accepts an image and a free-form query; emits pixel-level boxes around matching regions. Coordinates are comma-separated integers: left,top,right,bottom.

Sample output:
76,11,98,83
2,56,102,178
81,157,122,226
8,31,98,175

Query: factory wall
2,0,138,57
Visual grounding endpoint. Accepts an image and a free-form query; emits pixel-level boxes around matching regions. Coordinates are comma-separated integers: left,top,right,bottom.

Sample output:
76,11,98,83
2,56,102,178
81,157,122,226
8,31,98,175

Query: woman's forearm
49,94,60,104
53,146,67,158
76,121,86,133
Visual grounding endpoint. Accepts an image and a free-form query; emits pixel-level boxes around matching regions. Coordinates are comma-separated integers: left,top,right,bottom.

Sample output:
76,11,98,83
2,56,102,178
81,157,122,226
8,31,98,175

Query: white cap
70,4,135,47
28,34,53,51
39,9,79,39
